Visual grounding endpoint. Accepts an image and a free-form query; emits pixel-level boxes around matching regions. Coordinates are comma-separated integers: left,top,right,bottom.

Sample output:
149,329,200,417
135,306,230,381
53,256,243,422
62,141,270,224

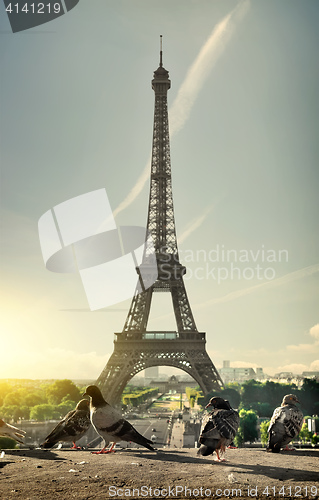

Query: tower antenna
160,34,163,67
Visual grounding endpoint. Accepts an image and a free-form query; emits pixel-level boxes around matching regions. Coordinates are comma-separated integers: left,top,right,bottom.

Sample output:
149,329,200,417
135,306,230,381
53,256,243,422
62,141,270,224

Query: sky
0,0,318,381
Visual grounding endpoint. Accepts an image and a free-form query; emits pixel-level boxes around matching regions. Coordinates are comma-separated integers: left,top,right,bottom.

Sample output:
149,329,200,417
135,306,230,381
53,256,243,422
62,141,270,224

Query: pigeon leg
227,441,237,449
283,445,296,451
70,442,82,450
214,450,226,462
91,442,116,455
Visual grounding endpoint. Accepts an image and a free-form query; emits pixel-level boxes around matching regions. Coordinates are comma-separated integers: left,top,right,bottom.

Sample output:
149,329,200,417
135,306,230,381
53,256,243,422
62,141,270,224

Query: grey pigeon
197,396,239,461
41,399,90,449
0,419,26,444
267,394,303,453
83,385,155,454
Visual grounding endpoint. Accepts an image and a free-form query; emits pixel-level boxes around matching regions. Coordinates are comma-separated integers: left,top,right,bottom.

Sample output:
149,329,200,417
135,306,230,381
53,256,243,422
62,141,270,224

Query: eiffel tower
96,38,224,404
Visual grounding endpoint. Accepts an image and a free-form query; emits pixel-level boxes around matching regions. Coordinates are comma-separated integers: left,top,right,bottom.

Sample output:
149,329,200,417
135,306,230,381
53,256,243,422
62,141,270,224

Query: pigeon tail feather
124,429,155,451
197,445,215,456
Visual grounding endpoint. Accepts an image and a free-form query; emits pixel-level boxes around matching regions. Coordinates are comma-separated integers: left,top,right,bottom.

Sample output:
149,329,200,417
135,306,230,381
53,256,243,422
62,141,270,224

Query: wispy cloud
169,0,250,136
287,343,319,353
179,192,227,244
178,203,216,244
310,323,319,340
113,156,151,217
113,0,250,217
287,323,319,353
194,263,319,310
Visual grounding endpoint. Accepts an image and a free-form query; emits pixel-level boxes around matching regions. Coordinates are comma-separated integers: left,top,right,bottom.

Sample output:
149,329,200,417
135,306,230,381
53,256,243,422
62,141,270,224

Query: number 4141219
262,485,317,497
5,3,62,14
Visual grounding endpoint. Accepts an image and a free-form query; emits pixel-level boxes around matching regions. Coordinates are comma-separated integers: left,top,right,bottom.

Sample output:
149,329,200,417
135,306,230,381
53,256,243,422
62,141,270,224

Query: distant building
144,366,159,382
149,375,197,393
255,367,264,378
219,360,264,383
301,371,319,380
274,372,294,380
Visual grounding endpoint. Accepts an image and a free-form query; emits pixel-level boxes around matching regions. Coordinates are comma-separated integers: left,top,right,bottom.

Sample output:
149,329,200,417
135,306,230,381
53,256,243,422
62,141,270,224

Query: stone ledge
0,448,318,499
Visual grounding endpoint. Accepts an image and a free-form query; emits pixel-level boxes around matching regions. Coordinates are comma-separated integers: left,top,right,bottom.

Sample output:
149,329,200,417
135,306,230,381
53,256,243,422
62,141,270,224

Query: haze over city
1,0,318,381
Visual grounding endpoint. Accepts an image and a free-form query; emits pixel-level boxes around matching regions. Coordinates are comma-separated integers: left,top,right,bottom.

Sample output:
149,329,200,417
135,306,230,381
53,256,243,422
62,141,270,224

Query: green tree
298,422,312,443
201,387,241,410
0,382,11,407
46,380,81,405
30,404,58,421
189,396,195,408
300,379,319,416
234,409,258,447
260,420,270,446
311,433,319,445
57,400,76,417
240,380,302,414
186,387,197,407
225,382,241,392
3,391,22,407
248,402,272,418
18,406,30,421
1,405,21,423
241,380,263,406
222,388,241,409
24,392,46,407
0,437,17,449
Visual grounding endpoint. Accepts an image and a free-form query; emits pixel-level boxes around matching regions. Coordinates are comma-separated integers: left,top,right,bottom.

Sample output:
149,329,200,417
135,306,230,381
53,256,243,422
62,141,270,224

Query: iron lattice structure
97,42,224,404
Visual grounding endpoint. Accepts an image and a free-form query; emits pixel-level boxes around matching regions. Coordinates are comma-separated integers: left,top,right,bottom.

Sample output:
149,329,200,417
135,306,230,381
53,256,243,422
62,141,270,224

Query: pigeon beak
82,391,88,397
205,403,212,409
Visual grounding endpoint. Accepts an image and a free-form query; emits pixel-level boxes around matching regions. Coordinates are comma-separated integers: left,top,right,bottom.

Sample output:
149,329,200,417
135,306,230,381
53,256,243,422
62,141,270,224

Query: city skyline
1,0,318,380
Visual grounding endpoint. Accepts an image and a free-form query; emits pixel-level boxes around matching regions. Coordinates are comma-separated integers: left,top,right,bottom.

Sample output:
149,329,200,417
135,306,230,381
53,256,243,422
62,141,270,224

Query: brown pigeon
41,399,90,449
267,394,303,453
198,396,239,461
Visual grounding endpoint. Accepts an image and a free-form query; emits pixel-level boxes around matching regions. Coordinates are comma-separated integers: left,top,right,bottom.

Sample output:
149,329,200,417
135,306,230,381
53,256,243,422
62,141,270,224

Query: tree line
0,379,84,422
194,378,319,447
0,380,160,422
199,378,319,417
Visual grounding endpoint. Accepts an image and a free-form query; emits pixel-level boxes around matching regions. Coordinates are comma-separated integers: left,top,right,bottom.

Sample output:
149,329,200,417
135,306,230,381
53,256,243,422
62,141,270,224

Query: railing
115,331,206,341
143,332,177,340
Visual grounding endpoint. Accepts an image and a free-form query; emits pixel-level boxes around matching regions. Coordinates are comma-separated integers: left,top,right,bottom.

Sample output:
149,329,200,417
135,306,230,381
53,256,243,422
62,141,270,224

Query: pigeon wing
0,419,26,444
281,406,303,438
268,405,302,438
92,404,123,432
267,404,303,451
41,409,76,447
200,409,239,443
92,407,154,450
41,408,90,448
268,406,282,433
62,408,91,438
